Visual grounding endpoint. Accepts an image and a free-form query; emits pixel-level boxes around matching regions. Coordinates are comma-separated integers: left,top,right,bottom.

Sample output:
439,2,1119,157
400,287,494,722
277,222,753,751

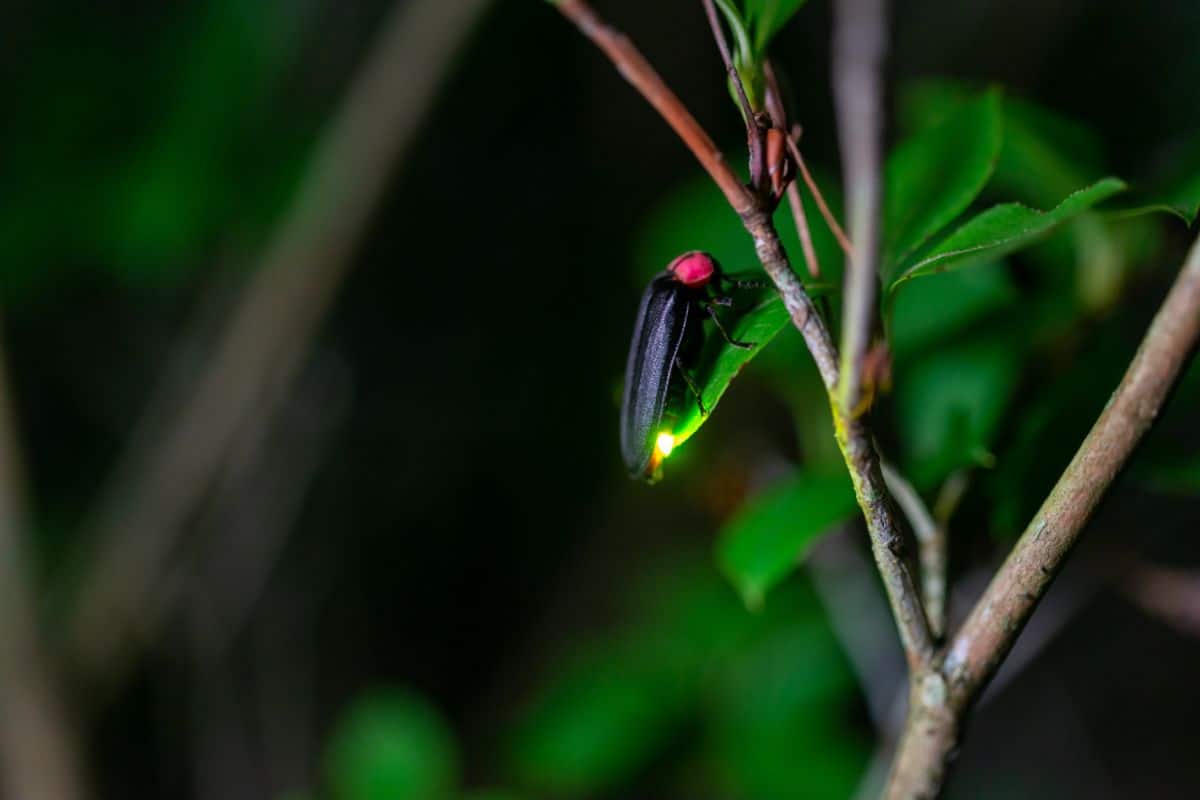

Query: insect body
620,251,758,481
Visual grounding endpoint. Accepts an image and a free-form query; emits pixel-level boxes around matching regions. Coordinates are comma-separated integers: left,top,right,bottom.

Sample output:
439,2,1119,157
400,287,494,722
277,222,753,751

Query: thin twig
933,470,970,527
701,0,758,131
761,65,821,278
0,319,90,800
789,127,855,257
762,58,851,269
555,0,933,671
887,234,1200,798
63,0,493,681
557,0,754,215
832,0,887,415
945,234,1200,693
882,462,946,638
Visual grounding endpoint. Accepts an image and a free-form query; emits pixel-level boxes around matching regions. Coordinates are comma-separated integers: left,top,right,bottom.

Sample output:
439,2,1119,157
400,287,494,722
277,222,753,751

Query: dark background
3,0,1199,798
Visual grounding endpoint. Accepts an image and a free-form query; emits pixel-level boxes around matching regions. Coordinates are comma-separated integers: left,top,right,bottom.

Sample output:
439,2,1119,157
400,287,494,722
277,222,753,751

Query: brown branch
761,66,821,278
556,0,754,215
701,0,760,144
63,0,492,681
555,0,933,671
886,234,1200,798
946,234,1200,692
882,462,947,639
790,129,855,258
785,171,822,278
0,319,90,800
761,58,852,268
701,0,766,189
832,0,887,415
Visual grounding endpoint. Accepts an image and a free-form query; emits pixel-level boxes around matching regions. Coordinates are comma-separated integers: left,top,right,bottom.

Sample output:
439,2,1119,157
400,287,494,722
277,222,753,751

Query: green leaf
325,689,459,800
506,646,690,795
889,179,1127,289
894,333,1024,474
899,79,1106,208
888,260,1017,357
1121,146,1200,224
716,470,857,608
632,173,839,458
743,0,810,53
882,89,1003,276
670,288,832,450
702,620,867,799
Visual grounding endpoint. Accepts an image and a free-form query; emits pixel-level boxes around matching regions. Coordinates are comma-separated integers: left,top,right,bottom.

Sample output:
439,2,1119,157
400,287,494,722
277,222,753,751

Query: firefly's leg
703,303,755,350
718,275,770,291
674,357,708,416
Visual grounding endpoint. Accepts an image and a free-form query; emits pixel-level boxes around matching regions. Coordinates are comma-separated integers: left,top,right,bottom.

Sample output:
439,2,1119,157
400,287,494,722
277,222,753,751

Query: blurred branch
64,0,492,681
0,320,90,800
882,462,946,639
554,0,933,672
809,527,906,730
832,0,886,415
1122,561,1200,638
181,353,349,659
888,234,1200,798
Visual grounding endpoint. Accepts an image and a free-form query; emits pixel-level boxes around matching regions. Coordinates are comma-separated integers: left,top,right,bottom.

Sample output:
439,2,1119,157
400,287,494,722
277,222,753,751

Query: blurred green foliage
298,2,1200,792
325,688,460,800
625,79,1200,611
716,470,856,608
882,89,1002,271
504,558,866,797
310,64,1200,794
2,0,313,299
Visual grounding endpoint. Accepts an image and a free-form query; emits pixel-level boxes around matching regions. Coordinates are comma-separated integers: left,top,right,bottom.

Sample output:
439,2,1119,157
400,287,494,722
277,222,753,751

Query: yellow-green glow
655,432,676,458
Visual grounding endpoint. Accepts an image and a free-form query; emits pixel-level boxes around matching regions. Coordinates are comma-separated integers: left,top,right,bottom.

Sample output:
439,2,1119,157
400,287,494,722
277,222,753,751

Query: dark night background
2,0,1199,798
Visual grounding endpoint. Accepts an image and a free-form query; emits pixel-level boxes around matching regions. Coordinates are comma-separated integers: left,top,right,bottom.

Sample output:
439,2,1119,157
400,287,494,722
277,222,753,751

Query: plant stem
886,233,1200,798
883,462,947,638
0,319,90,800
555,0,933,672
762,66,822,278
556,0,754,215
832,0,887,415
945,231,1200,698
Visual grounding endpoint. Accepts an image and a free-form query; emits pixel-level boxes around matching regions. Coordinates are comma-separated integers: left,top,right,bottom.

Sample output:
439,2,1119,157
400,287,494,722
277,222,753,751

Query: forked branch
553,0,934,671
887,234,1200,798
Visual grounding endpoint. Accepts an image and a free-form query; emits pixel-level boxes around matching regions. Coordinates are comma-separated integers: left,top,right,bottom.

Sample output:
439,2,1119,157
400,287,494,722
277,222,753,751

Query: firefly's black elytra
620,251,760,482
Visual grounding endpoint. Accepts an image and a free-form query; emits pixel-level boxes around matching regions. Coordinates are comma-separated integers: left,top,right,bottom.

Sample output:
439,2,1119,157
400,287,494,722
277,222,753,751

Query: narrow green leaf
889,178,1127,289
325,689,459,800
716,470,856,608
743,0,810,53
882,89,1003,277
632,173,838,456
671,287,832,448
